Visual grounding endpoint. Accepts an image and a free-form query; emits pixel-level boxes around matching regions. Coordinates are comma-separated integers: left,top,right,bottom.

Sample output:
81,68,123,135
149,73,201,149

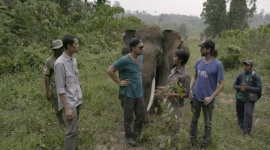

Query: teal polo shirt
113,54,143,98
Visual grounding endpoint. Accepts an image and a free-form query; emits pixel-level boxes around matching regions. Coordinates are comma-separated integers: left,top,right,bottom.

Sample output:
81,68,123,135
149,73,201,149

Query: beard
201,52,206,57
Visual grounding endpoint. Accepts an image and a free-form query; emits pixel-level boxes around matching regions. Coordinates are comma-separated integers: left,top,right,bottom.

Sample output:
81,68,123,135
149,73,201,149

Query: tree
178,23,188,37
93,0,109,8
228,0,256,30
201,0,228,38
113,1,121,8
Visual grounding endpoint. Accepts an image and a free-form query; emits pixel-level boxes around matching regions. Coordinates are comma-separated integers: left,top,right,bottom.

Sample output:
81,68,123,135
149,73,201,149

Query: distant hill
124,11,206,39
249,13,270,28
123,10,270,39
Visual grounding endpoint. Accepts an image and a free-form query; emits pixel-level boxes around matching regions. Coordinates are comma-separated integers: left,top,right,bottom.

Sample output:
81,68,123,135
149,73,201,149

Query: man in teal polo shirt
107,38,145,147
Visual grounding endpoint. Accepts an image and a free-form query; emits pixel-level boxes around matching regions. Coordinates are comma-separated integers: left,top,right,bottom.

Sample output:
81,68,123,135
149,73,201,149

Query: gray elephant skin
122,26,182,119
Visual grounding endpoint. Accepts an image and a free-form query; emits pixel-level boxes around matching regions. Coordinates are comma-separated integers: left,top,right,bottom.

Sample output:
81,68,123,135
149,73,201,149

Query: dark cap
242,60,253,66
129,38,141,47
198,39,215,48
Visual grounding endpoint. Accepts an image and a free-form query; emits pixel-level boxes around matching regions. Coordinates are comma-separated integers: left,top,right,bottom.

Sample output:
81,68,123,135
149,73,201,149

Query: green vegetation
218,24,270,72
201,0,257,38
1,0,270,149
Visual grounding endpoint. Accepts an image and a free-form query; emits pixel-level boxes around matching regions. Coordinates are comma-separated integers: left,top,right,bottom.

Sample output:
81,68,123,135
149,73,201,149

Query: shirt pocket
66,72,74,86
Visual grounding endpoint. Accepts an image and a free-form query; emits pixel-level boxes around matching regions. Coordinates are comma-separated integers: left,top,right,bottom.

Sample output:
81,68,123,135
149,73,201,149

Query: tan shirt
44,55,57,95
167,66,190,106
54,52,82,110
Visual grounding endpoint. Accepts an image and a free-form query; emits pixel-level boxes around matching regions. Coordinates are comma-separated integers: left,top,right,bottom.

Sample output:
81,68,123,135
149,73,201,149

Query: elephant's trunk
147,76,155,111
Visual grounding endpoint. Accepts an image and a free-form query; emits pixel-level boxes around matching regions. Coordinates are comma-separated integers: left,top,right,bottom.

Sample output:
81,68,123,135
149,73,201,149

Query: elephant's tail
147,76,155,112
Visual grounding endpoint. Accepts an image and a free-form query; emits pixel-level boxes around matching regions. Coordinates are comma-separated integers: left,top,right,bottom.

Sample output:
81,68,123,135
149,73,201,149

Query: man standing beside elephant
189,40,225,149
107,38,145,147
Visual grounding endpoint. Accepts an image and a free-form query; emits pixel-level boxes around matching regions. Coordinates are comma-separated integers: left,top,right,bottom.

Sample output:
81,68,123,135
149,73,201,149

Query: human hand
155,86,164,96
65,107,73,120
165,93,178,98
189,91,193,99
204,97,212,105
240,84,247,91
120,79,130,86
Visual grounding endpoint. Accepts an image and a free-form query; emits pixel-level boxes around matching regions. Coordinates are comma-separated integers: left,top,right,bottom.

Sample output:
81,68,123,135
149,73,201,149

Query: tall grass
0,40,269,150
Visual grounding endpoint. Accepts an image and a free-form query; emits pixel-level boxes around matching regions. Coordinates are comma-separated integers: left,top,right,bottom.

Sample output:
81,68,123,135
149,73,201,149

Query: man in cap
44,39,65,127
233,60,262,136
107,38,145,147
118,47,130,108
189,39,225,149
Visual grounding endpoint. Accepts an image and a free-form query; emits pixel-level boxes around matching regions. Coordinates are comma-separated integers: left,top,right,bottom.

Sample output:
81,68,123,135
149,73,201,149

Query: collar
63,52,73,61
172,66,185,74
244,70,252,75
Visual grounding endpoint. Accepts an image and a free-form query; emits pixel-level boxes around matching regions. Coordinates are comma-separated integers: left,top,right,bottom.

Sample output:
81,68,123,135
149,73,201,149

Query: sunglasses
139,46,144,50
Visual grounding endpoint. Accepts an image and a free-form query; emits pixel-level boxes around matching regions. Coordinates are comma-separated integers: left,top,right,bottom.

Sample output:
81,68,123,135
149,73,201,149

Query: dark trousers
64,105,80,150
190,99,214,145
236,99,255,135
122,95,145,139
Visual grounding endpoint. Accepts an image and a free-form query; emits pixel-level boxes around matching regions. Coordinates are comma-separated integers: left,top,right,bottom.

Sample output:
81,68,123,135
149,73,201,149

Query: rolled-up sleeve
181,75,191,98
54,63,66,94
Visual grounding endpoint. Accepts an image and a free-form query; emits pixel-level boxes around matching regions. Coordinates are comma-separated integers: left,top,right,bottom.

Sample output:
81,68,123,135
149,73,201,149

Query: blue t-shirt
113,54,143,98
193,58,224,101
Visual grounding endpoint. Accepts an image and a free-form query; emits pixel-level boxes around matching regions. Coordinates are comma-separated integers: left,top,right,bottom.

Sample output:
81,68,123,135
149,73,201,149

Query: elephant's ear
122,30,136,49
162,30,182,55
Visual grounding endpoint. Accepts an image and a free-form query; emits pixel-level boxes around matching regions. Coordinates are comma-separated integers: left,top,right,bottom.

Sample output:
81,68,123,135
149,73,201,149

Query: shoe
126,138,137,147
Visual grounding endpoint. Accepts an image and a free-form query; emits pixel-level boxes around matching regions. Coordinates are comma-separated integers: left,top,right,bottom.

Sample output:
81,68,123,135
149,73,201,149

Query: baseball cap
198,39,215,48
242,60,253,66
129,38,141,47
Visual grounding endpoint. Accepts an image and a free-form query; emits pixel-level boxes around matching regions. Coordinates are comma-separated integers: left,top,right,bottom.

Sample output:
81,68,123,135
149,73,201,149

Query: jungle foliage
0,0,145,74
218,24,270,72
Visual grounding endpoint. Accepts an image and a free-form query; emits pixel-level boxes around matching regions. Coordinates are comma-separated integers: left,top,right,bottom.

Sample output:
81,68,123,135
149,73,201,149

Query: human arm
244,74,262,93
45,75,51,100
107,65,130,86
59,93,73,119
204,80,225,105
155,86,165,96
233,74,242,90
182,75,191,99
189,72,197,99
54,63,73,120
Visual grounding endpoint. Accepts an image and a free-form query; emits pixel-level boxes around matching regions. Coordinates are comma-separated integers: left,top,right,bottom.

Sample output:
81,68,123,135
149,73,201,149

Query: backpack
240,72,262,99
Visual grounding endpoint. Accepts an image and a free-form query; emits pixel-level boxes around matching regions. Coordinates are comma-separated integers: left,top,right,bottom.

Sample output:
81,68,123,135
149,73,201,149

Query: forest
0,0,270,149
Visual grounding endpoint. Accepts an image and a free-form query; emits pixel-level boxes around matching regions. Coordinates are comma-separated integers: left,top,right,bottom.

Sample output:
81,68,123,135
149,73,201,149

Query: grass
0,40,269,150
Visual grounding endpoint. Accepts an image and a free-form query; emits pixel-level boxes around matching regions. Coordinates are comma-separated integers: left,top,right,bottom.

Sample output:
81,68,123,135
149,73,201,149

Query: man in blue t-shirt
189,39,225,149
107,38,145,147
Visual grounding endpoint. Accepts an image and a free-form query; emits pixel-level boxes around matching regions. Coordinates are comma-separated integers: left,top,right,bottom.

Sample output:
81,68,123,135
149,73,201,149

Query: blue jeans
190,99,214,145
236,99,255,135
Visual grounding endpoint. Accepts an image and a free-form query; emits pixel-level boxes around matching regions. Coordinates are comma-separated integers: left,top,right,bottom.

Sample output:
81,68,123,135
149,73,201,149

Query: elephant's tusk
147,76,155,112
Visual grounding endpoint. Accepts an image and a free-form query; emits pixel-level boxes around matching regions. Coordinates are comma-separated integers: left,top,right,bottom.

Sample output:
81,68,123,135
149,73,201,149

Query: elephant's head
122,26,182,115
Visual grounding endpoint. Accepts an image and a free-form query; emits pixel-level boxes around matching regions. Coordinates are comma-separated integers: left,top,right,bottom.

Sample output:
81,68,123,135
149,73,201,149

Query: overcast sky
109,0,270,17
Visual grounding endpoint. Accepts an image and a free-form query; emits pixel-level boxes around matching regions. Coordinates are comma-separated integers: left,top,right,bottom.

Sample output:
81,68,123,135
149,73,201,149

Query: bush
219,44,243,70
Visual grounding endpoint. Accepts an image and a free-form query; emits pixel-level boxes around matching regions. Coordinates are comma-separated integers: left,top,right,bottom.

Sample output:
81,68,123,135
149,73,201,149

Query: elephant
122,26,184,121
